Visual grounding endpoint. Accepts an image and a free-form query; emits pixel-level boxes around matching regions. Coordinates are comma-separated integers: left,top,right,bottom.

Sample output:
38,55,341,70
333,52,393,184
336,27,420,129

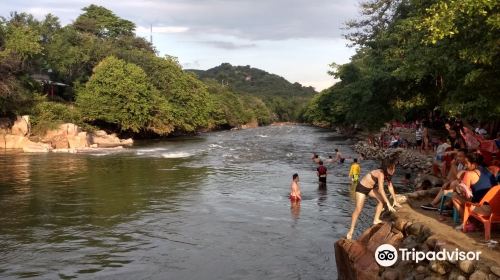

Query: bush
30,97,84,135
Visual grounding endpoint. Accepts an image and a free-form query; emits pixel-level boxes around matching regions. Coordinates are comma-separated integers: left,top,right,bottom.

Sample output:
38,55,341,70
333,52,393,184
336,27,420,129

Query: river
0,125,399,279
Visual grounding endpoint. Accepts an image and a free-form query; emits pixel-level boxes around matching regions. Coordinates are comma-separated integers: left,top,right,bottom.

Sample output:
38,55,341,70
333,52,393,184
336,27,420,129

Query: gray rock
470,270,489,280
430,261,449,275
491,267,500,277
458,260,475,274
448,270,465,280
382,269,399,280
416,265,427,274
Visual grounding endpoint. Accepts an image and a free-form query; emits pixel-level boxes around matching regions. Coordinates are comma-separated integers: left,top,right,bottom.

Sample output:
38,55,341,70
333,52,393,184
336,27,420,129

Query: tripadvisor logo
375,244,398,267
374,244,482,267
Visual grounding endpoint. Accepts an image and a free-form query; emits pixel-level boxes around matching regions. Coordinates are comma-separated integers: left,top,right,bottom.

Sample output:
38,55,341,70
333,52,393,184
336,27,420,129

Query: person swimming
349,158,361,182
335,149,345,164
326,155,335,164
290,173,302,201
346,159,400,240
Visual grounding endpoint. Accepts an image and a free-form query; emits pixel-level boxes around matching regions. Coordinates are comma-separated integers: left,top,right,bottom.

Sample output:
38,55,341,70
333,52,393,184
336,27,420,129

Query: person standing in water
317,161,328,187
346,159,400,240
289,173,302,201
335,149,345,164
312,153,321,165
349,158,361,183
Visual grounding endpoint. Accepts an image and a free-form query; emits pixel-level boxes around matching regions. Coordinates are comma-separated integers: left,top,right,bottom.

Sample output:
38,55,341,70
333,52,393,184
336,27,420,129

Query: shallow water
0,125,402,279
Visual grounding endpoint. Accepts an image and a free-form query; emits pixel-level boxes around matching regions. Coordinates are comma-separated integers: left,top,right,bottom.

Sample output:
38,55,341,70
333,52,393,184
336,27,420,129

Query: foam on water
136,148,168,153
209,144,223,148
161,152,194,158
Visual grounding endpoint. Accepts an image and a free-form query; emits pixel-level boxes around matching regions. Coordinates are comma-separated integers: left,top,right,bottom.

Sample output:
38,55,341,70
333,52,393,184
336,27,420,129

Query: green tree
76,56,154,132
73,5,135,38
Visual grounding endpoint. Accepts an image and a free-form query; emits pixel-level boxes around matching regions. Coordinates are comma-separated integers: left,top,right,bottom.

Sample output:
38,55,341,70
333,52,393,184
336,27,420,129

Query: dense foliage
0,6,297,136
189,63,315,121
303,0,499,130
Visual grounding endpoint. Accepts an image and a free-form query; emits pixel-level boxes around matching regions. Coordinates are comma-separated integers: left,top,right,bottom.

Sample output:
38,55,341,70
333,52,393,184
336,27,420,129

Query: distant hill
187,63,317,98
187,63,316,121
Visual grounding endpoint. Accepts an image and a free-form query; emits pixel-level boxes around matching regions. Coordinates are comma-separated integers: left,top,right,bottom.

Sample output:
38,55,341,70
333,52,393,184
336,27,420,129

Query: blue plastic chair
439,192,460,224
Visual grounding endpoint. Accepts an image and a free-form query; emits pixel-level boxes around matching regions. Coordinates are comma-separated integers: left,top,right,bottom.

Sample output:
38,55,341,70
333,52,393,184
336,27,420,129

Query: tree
73,5,135,38
304,0,500,130
76,56,154,132
0,14,43,114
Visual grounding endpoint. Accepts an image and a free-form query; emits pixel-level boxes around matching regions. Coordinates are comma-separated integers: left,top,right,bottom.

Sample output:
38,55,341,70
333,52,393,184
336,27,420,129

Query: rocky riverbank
335,188,500,280
1,116,133,153
352,141,435,172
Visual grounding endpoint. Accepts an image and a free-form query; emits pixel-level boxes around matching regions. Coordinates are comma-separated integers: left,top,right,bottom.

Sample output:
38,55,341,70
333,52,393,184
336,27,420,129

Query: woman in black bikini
346,159,400,240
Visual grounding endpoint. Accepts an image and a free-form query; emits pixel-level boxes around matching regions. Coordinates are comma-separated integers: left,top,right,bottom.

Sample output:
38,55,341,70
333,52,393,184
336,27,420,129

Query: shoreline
335,188,500,279
2,116,303,154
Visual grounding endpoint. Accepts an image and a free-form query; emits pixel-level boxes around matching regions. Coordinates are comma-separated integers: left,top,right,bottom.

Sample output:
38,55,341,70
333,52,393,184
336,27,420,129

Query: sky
2,0,360,91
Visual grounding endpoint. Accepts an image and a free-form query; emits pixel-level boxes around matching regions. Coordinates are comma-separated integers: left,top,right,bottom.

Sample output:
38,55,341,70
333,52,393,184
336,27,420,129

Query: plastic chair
462,185,500,241
439,193,460,224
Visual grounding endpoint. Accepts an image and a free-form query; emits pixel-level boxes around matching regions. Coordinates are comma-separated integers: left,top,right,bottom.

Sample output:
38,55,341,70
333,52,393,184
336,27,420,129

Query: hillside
188,63,316,121
189,63,316,97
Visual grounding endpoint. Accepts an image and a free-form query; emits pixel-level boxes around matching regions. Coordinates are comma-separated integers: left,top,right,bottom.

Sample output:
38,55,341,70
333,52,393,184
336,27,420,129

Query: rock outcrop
1,116,133,153
352,141,434,171
11,116,30,136
335,223,404,280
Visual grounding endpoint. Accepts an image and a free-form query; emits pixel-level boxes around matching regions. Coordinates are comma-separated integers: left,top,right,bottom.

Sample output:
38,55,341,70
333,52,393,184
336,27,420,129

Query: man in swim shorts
317,161,327,187
335,149,345,164
290,173,302,201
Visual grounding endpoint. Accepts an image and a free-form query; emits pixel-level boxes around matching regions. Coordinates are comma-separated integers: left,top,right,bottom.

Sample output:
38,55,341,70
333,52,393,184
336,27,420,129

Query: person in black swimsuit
346,159,400,240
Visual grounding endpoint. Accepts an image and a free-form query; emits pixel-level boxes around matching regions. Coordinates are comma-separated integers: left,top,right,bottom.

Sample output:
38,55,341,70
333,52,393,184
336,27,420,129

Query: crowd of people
289,116,500,241
289,149,401,240
379,116,500,156
421,149,499,232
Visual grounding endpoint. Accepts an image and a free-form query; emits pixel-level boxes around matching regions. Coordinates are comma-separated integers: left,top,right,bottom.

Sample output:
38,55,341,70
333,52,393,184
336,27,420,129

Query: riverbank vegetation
303,0,499,130
189,63,315,121
0,5,312,137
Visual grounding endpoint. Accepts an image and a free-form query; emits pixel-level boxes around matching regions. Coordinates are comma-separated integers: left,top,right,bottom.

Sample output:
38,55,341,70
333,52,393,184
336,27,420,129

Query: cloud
182,60,201,69
1,0,359,41
136,26,190,34
200,40,257,50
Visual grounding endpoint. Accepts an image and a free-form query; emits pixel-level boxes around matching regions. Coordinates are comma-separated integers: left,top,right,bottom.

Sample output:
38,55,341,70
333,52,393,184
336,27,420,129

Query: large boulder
11,116,30,136
335,223,404,280
51,135,69,149
22,141,51,153
4,135,29,149
42,123,79,141
91,131,133,147
67,132,90,149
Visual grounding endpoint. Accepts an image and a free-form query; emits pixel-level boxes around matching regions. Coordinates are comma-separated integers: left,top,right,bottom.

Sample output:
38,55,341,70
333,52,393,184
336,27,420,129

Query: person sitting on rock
421,149,467,211
346,158,399,240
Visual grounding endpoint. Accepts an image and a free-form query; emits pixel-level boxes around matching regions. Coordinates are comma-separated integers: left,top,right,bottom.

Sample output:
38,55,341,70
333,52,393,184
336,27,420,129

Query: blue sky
2,0,360,91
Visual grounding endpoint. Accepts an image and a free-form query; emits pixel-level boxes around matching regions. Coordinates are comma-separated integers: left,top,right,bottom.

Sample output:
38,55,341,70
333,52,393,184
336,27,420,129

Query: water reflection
317,184,328,206
290,200,301,221
349,181,357,200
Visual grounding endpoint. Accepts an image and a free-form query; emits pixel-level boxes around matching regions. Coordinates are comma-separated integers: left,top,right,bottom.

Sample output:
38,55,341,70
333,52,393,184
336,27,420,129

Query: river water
0,125,396,279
